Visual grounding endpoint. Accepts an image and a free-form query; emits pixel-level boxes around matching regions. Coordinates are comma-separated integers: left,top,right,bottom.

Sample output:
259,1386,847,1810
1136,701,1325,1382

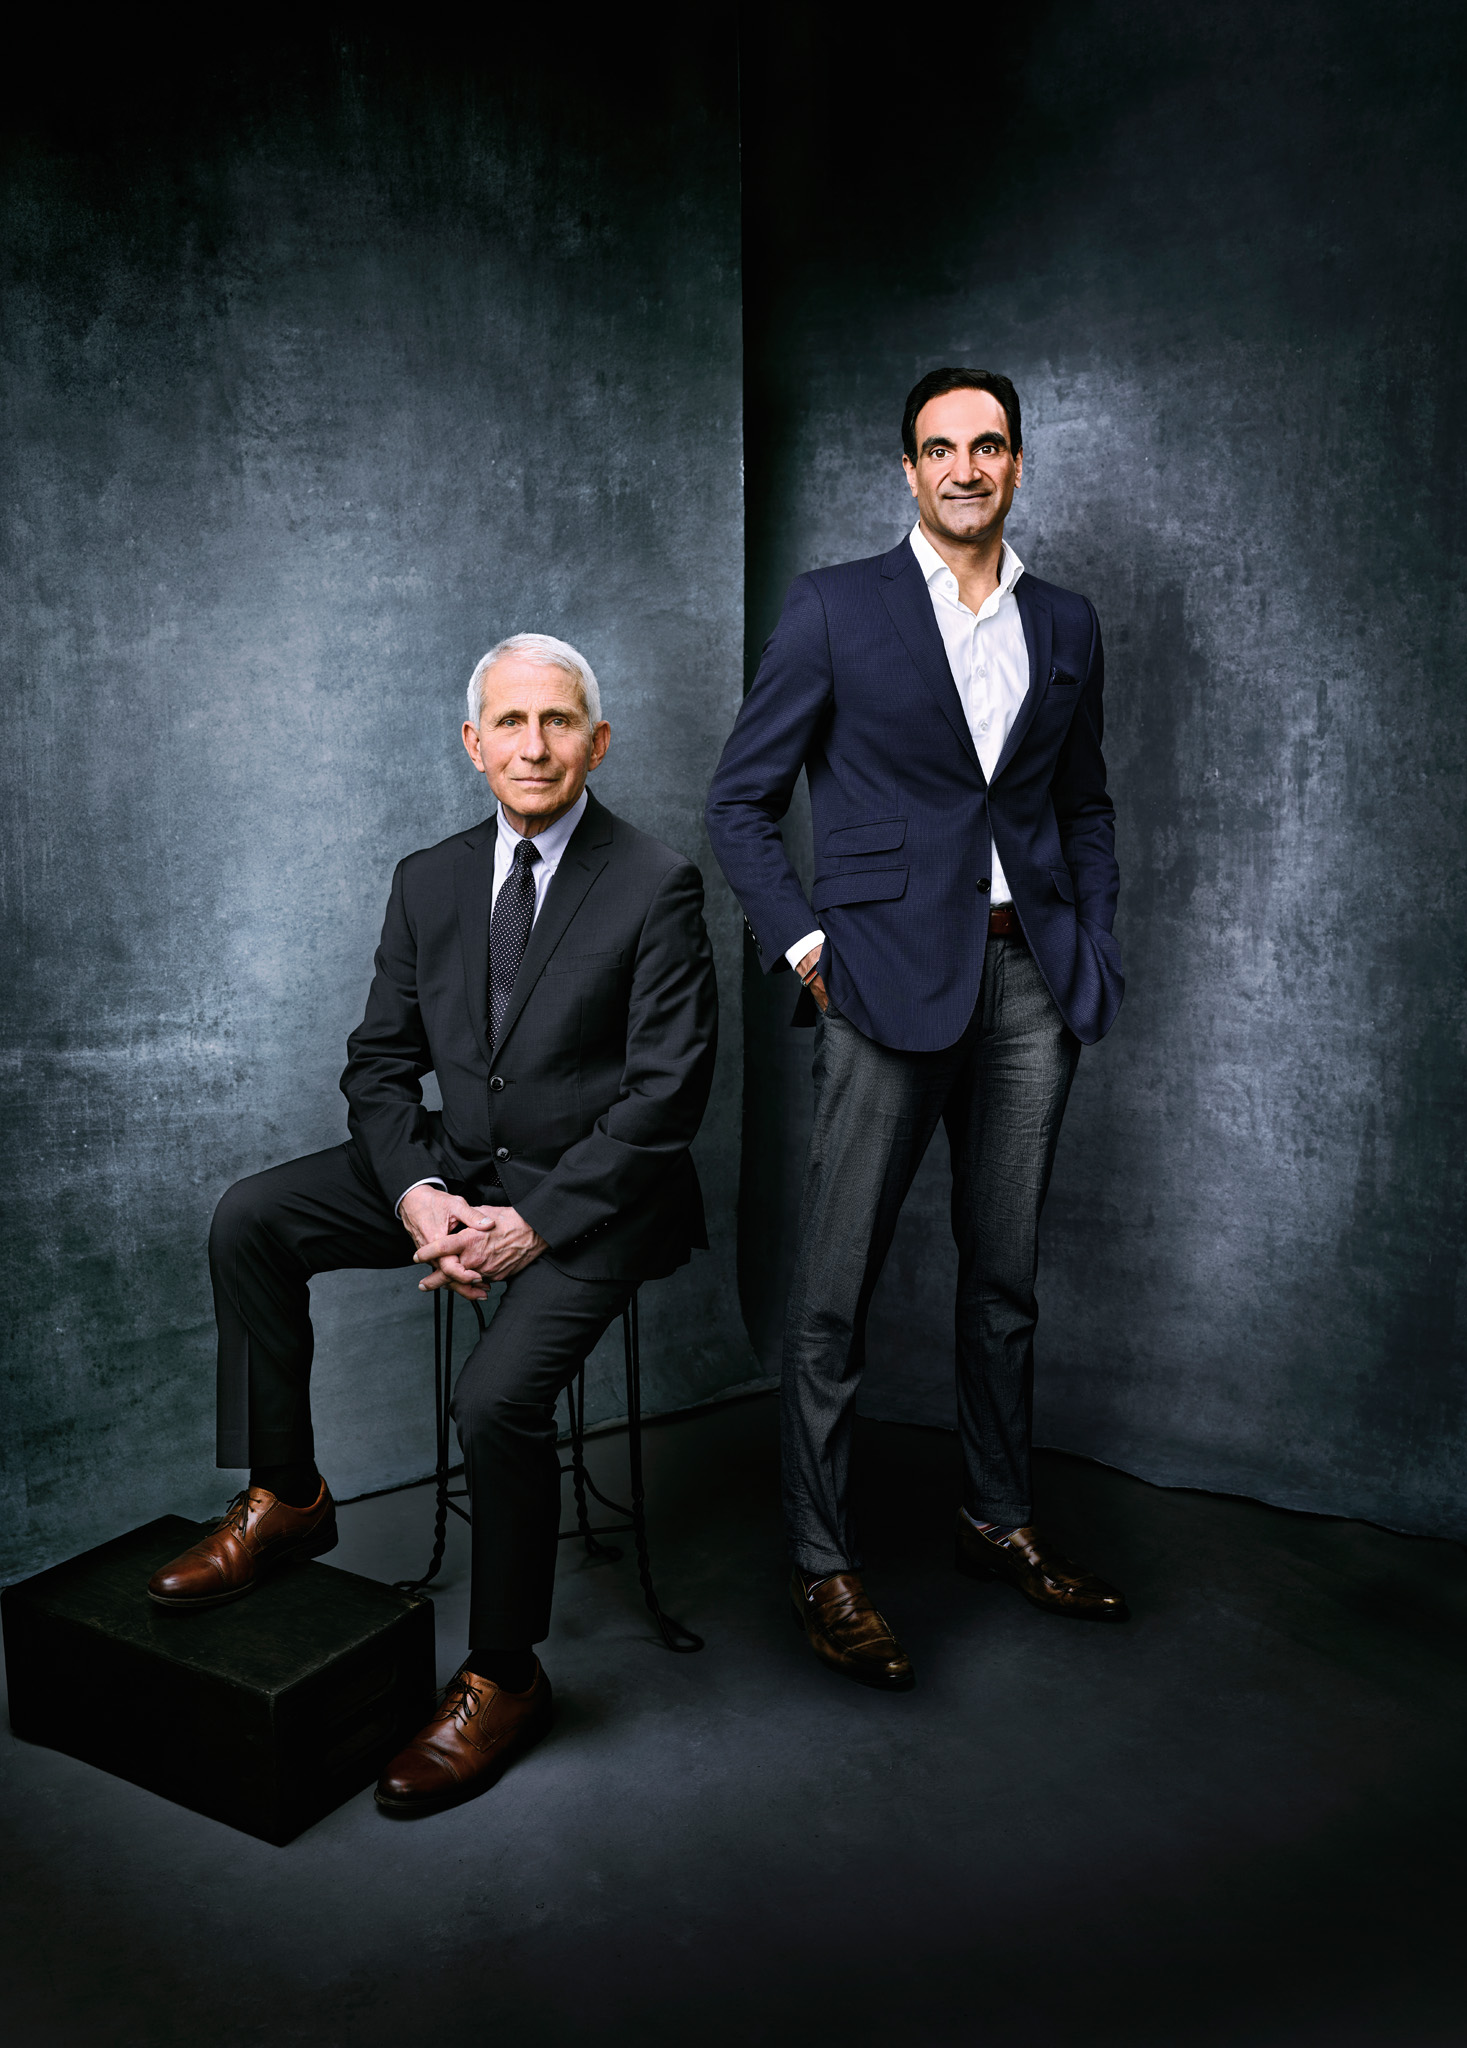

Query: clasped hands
399,1186,548,1301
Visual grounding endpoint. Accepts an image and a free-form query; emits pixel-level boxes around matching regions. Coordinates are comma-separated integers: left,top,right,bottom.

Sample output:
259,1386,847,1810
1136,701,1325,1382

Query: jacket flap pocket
823,817,907,857
812,867,910,911
1050,865,1076,902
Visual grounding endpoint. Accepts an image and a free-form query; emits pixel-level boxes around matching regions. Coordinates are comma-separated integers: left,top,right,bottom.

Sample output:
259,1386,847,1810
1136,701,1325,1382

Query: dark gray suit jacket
340,791,718,1281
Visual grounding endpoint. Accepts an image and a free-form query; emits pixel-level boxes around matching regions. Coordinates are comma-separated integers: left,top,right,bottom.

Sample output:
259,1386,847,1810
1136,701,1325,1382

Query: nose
519,718,551,758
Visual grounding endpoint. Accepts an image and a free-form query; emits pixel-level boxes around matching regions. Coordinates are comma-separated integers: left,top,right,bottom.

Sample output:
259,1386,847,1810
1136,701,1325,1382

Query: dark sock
466,1646,536,1693
249,1461,321,1510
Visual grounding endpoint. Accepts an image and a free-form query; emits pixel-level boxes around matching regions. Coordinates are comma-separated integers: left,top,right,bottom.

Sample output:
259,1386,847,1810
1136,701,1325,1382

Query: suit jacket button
489,1075,505,1092
977,878,992,893
495,1146,510,1161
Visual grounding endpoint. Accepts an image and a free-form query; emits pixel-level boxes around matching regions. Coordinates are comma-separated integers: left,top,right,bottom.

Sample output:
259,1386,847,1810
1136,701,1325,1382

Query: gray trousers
782,936,1080,1575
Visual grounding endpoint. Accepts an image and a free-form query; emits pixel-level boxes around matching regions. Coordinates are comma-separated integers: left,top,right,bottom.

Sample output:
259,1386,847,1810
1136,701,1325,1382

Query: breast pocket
544,950,625,976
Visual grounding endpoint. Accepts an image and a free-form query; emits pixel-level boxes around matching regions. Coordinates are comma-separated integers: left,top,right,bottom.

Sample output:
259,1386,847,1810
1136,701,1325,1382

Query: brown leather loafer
147,1480,337,1609
789,1568,915,1690
375,1660,553,1815
955,1515,1128,1620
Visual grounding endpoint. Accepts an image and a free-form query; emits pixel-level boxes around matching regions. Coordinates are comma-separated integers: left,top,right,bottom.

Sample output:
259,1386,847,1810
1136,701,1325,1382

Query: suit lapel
878,540,982,777
453,817,498,1069
991,574,1051,783
491,792,614,1062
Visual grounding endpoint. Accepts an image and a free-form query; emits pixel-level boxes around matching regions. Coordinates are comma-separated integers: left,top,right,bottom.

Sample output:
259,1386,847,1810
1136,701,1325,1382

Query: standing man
148,633,717,1810
706,369,1126,1691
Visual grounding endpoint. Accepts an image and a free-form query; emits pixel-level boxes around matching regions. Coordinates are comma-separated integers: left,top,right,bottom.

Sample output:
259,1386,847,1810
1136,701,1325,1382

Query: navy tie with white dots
489,835,541,1054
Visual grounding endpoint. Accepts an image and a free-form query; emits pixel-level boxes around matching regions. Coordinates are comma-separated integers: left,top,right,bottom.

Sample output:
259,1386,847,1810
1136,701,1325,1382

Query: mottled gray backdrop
4,5,1463,1586
1,24,748,1582
740,0,1466,1539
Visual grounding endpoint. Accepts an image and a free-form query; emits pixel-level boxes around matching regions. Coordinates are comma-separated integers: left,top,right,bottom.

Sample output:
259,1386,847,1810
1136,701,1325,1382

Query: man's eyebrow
920,430,1009,454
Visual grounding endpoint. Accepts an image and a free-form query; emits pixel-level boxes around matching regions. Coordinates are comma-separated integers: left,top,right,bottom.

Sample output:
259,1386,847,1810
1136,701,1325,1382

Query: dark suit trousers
782,936,1080,1575
211,1143,629,1648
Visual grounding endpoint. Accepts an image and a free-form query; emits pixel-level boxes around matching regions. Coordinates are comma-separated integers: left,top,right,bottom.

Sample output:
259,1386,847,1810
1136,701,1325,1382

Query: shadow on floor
3,1394,1465,2046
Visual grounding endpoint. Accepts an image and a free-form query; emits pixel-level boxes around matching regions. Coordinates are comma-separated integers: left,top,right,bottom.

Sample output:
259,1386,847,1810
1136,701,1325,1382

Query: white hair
465,633,601,729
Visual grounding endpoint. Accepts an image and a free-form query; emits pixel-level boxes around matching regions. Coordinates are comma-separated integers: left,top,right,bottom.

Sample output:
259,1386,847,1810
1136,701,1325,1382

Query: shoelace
439,1670,489,1727
210,1491,252,1535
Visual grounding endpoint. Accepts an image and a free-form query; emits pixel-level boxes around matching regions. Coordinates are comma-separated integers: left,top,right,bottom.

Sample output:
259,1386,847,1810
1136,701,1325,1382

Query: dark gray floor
3,1393,1465,2047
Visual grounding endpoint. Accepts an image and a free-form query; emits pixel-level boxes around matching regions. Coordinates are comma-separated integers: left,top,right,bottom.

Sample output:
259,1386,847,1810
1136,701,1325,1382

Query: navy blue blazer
705,537,1123,1051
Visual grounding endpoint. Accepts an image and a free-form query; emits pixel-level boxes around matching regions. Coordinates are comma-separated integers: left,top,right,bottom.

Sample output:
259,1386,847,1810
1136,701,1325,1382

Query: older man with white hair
147,633,718,1815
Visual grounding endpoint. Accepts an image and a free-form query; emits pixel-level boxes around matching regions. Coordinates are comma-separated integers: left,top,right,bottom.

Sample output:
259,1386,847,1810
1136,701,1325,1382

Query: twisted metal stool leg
622,1295,703,1653
567,1364,621,1562
394,1290,482,1594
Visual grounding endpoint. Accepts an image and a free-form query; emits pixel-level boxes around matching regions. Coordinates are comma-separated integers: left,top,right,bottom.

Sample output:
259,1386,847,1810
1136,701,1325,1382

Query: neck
919,517,1007,609
500,788,585,839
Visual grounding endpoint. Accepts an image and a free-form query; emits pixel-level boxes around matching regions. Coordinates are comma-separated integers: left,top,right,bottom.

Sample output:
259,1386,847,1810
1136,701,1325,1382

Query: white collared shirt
397,789,589,1212
491,787,587,919
783,525,1028,973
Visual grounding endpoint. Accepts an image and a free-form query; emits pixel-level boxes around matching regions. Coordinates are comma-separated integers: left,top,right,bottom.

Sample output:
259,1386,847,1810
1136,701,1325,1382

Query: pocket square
1048,666,1080,687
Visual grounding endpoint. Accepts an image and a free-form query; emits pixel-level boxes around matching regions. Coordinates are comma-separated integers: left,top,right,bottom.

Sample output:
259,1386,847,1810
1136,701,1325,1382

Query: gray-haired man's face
461,655,610,837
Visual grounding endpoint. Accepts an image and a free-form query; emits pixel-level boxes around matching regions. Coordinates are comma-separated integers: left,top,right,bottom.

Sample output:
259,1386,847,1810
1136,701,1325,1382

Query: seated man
148,633,718,1816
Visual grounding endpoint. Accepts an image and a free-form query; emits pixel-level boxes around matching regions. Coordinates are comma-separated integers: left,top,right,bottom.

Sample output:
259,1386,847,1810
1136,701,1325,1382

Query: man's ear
462,721,485,772
588,721,611,772
902,455,918,499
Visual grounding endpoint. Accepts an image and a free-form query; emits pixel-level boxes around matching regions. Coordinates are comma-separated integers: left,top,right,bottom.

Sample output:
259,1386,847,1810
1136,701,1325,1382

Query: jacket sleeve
704,574,834,973
339,860,447,1207
513,860,719,1250
1051,602,1121,941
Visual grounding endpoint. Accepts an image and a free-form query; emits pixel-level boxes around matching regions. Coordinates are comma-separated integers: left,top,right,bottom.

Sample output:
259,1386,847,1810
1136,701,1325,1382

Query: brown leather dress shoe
789,1568,915,1690
147,1481,337,1609
955,1515,1128,1620
375,1660,553,1815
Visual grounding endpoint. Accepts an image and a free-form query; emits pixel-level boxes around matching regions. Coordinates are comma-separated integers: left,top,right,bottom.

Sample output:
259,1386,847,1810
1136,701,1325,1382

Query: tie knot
512,838,540,871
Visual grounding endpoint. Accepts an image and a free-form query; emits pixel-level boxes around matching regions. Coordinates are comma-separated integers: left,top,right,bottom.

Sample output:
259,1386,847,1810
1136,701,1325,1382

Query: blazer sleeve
513,860,719,1250
339,859,447,1207
704,574,834,972
1051,602,1121,940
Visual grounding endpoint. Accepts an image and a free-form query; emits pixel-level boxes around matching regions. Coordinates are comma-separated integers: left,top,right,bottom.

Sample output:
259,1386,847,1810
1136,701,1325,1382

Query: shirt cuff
785,930,826,974
395,1177,447,1218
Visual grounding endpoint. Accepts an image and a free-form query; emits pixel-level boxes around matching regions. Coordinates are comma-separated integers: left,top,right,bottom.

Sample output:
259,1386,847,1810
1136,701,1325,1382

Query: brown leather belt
987,904,1024,941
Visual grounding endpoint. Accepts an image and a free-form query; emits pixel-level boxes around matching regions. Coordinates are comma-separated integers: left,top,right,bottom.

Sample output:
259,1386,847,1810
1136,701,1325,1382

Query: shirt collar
909,522,1025,617
495,787,588,870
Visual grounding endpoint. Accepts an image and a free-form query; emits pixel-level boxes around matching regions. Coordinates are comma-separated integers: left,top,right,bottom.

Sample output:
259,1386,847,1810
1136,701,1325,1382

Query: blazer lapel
991,574,1051,783
453,817,498,1069
491,792,614,1062
878,540,982,776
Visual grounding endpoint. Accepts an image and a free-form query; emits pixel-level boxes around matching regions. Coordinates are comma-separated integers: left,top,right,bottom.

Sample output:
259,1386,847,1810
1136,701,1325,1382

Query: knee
209,1173,277,1266
453,1372,556,1456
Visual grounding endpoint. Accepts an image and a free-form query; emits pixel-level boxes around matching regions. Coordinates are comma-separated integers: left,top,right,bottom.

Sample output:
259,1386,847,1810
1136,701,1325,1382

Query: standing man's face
462,655,610,834
903,388,1023,547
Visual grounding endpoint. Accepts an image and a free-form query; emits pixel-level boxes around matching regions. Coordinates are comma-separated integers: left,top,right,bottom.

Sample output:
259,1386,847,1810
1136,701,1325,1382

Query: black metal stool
395,1285,703,1652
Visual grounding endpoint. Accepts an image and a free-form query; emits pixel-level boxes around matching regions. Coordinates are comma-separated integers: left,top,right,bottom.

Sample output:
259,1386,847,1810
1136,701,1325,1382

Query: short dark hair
902,368,1022,462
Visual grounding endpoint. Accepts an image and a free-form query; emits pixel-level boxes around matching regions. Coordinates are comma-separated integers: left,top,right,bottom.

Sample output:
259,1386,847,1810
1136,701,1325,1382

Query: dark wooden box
2,1515,436,1845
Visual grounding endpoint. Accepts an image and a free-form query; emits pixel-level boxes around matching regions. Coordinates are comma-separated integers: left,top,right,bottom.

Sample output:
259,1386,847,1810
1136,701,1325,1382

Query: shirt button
489,1075,505,1093
977,878,992,894
495,1146,511,1161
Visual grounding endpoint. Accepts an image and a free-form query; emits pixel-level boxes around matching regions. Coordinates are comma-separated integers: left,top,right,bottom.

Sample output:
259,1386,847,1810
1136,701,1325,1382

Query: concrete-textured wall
1,23,749,1583
739,0,1466,1536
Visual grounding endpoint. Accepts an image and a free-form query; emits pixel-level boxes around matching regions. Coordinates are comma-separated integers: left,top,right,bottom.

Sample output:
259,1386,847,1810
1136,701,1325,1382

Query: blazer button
977,878,992,893
495,1146,511,1162
489,1075,505,1092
